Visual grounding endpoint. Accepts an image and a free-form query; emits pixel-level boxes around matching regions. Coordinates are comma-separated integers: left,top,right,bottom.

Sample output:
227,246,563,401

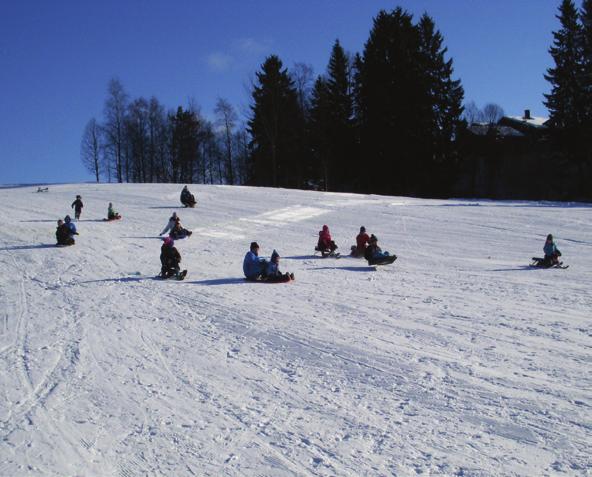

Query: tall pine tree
544,0,584,132
417,13,464,196
248,55,302,188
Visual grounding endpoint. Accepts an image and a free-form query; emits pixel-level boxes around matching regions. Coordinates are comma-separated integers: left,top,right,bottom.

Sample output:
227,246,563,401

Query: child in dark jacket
265,250,294,282
56,219,75,246
160,237,183,278
71,195,83,220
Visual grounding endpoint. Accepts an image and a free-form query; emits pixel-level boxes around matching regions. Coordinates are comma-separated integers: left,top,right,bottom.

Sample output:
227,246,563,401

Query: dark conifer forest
82,4,592,201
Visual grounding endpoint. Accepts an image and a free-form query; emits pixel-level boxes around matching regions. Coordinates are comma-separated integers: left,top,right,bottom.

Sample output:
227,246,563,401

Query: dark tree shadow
122,236,163,240
0,244,57,251
284,255,321,260
190,277,247,286
79,219,109,222
489,266,539,272
20,219,57,223
310,266,376,272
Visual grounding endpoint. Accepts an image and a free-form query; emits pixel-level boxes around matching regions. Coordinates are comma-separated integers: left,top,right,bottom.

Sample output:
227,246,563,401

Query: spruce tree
309,76,332,189
417,13,464,195
248,55,302,188
544,0,584,132
357,8,425,194
581,0,592,134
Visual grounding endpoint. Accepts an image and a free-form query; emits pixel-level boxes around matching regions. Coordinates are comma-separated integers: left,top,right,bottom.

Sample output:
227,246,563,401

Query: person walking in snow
543,234,562,266
55,219,74,246
243,242,266,281
160,212,178,236
71,195,83,220
265,249,294,282
316,225,338,256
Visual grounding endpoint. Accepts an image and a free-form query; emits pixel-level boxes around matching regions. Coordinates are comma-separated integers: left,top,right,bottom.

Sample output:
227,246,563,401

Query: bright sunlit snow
0,183,590,476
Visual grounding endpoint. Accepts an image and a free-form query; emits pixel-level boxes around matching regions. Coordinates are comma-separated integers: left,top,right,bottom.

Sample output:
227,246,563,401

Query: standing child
71,195,83,220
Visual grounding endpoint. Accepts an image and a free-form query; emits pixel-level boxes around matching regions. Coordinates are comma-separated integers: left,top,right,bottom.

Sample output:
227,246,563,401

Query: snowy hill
0,183,590,476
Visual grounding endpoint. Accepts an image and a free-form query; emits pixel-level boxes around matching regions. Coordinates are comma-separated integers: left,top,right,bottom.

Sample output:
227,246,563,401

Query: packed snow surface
0,183,590,477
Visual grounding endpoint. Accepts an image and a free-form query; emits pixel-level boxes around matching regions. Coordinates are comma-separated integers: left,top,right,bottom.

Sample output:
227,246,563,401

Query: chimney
523,109,531,120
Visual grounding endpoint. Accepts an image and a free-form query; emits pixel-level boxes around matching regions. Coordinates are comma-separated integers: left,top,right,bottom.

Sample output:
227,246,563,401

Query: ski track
0,183,591,476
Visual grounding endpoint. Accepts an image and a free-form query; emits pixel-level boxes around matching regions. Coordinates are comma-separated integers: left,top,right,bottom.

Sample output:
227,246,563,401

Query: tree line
82,2,592,200
81,81,250,185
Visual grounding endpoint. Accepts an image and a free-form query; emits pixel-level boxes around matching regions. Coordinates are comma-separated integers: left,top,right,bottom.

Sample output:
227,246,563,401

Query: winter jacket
266,260,280,277
365,243,386,260
356,232,370,254
544,241,560,258
243,251,264,279
160,244,181,268
56,224,74,245
64,218,77,235
170,223,191,239
318,226,334,250
181,189,195,204
108,205,118,218
71,199,83,213
161,216,177,235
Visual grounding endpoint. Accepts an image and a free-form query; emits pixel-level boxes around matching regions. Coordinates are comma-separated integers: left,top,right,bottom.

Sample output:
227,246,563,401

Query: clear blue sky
0,0,562,184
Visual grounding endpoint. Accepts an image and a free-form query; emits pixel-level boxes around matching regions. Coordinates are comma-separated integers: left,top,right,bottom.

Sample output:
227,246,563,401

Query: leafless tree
482,103,505,124
214,97,238,184
103,78,128,182
291,62,314,115
80,118,102,182
462,100,484,124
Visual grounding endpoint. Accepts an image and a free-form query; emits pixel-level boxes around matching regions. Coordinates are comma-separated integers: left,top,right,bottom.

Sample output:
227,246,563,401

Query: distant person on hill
351,226,370,257
543,234,562,266
55,219,74,246
180,186,196,207
107,202,122,221
71,195,83,220
160,212,178,236
243,242,267,281
316,225,338,256
265,249,294,282
159,237,186,279
169,216,192,239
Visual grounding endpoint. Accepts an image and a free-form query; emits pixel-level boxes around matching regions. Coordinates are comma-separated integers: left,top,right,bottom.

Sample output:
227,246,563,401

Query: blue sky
0,0,561,184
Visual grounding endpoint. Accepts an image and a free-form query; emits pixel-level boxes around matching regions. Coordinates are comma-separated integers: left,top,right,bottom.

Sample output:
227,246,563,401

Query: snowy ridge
0,183,590,476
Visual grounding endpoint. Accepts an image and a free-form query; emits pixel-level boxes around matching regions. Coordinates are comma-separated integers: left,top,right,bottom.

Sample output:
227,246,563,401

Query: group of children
55,195,122,246
53,189,565,279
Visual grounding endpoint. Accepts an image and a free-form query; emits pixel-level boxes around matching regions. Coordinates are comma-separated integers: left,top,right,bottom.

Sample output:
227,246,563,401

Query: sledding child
543,234,562,266
364,234,391,261
352,226,370,257
180,186,196,207
64,215,78,237
317,225,338,256
159,237,185,279
71,195,83,220
160,212,178,236
265,250,294,282
243,242,267,281
169,217,193,239
107,202,121,220
55,219,75,246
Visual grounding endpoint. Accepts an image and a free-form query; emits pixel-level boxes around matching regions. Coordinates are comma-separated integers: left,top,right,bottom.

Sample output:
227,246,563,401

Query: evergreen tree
169,107,200,183
417,14,464,195
309,76,332,189
357,8,426,194
544,0,584,132
581,0,592,134
248,55,302,188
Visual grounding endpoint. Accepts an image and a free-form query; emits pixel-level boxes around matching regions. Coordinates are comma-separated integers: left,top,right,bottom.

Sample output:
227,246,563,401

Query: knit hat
547,234,553,241
163,237,174,246
271,249,280,262
64,215,71,223
370,234,377,242
360,226,366,233
250,241,259,250
322,225,329,231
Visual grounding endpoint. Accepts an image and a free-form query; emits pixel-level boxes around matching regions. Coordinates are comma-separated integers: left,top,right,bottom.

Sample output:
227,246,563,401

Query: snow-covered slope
0,183,590,476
